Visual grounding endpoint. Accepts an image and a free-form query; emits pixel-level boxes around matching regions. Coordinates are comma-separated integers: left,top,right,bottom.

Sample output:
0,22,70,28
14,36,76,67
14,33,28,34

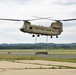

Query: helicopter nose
20,28,25,32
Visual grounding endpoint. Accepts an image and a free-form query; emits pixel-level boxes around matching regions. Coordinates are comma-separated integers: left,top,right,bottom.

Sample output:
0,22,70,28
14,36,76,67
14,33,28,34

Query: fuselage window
30,27,32,29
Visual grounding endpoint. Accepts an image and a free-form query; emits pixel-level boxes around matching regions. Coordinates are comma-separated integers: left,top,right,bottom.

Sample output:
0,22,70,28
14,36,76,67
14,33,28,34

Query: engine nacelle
51,21,63,29
24,21,31,25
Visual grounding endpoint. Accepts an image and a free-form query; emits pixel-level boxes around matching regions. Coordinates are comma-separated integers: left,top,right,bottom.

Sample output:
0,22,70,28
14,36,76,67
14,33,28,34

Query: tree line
0,43,76,49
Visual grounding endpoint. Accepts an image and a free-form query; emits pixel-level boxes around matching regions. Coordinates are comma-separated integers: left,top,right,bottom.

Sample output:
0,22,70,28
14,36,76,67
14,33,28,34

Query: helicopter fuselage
0,17,75,38
20,21,63,38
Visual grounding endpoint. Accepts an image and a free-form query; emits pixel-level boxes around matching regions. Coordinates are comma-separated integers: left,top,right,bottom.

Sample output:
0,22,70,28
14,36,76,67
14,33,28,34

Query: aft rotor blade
33,16,76,22
33,16,52,19
33,17,60,21
40,18,76,21
42,18,76,21
60,18,76,21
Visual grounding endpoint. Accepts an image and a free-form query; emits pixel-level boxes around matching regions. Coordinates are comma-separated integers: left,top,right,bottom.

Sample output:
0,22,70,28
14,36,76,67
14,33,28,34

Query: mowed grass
0,49,76,62
0,49,76,54
0,54,76,63
48,49,76,55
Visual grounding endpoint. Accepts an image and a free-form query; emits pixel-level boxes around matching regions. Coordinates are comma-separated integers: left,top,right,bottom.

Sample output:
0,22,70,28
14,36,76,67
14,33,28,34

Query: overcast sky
0,0,76,44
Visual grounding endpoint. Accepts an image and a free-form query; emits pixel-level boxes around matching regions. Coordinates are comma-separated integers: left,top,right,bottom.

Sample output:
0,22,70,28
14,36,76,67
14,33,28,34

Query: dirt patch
0,69,76,75
0,60,76,75
16,60,76,67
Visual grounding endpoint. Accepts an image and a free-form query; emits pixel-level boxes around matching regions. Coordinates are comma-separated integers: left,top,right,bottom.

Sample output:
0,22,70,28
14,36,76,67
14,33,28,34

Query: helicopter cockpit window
30,27,32,29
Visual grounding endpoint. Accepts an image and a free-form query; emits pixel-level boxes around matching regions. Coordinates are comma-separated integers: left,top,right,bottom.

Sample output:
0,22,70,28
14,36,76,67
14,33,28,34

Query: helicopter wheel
51,36,53,38
56,36,58,38
37,34,40,37
32,34,35,37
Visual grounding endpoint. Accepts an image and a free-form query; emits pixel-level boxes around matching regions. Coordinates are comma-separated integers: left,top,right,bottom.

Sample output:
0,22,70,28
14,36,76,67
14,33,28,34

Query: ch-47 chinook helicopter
0,17,76,38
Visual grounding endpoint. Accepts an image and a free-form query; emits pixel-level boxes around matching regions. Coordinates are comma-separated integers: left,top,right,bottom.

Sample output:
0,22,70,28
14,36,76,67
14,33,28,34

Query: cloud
53,0,76,5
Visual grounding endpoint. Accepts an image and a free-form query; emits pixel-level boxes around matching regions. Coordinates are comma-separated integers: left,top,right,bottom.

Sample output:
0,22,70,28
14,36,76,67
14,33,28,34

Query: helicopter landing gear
50,36,58,38
32,34,35,37
37,34,40,37
32,34,40,37
56,35,58,38
51,36,53,38
46,36,48,43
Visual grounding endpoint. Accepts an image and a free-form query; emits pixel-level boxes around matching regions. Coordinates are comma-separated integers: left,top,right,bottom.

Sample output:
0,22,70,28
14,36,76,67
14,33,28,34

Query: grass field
0,49,76,54
0,49,76,63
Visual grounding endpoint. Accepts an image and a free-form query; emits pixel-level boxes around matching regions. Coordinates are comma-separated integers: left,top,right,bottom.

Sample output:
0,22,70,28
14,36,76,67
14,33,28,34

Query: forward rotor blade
26,18,48,21
0,18,46,22
0,18,24,21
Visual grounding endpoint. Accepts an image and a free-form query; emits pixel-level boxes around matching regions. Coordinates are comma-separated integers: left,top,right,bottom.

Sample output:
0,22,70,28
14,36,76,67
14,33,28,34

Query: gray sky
0,0,76,44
